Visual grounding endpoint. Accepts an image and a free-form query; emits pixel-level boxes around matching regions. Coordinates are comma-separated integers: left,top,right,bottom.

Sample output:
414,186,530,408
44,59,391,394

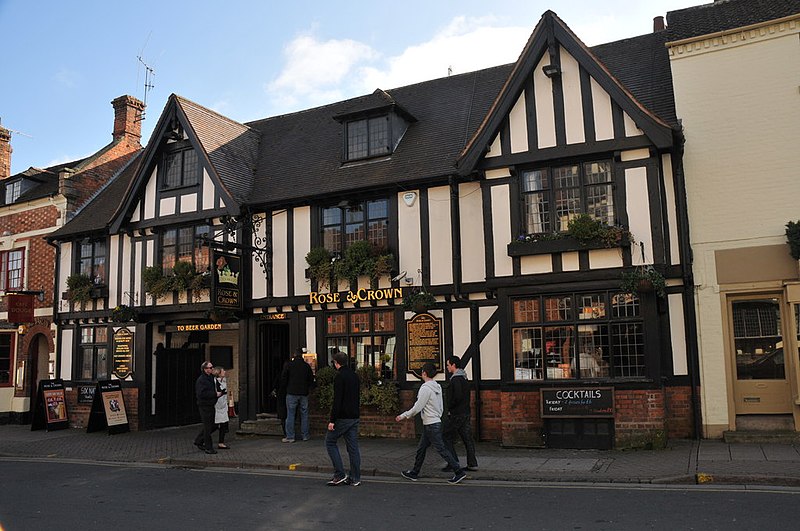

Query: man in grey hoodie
396,362,467,484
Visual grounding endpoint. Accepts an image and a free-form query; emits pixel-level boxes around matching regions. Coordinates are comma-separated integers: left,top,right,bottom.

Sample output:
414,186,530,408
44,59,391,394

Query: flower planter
507,237,613,257
636,279,655,293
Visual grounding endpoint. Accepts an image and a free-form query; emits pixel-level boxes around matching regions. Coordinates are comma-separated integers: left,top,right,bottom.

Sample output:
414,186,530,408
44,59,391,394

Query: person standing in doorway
272,359,290,436
442,355,478,472
213,366,230,450
325,351,361,486
194,361,221,454
281,347,314,442
395,362,466,484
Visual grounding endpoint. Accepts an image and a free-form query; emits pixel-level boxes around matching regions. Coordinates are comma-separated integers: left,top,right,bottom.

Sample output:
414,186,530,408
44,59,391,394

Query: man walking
396,362,466,484
281,347,314,442
442,355,478,472
325,351,361,486
194,361,222,454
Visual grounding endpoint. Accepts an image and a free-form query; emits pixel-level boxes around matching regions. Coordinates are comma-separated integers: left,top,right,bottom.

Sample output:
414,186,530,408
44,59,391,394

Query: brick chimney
653,16,666,32
111,95,145,141
0,119,11,180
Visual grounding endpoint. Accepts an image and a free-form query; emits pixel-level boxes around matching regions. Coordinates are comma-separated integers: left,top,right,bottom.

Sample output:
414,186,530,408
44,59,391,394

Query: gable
458,11,675,174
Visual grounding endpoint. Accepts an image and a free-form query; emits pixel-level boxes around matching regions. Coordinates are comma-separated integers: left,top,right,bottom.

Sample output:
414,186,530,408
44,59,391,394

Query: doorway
729,295,793,414
26,334,50,421
259,323,290,414
154,347,205,427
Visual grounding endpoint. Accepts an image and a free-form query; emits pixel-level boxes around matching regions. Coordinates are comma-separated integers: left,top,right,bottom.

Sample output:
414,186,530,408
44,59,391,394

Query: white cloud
54,67,82,88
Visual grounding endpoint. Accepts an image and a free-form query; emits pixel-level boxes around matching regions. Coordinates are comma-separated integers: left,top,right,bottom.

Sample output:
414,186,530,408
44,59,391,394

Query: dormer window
5,179,21,204
161,147,199,189
346,116,390,161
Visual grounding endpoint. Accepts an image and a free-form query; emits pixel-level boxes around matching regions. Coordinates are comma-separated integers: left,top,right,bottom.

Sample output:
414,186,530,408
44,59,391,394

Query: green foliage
312,366,338,412
306,247,333,288
567,214,632,247
786,221,800,260
142,263,206,300
111,304,137,323
334,240,375,285
65,274,93,303
402,290,437,312
312,364,399,416
621,266,666,298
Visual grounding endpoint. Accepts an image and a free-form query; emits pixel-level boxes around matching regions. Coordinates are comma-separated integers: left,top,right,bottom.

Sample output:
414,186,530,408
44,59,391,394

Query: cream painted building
668,2,800,437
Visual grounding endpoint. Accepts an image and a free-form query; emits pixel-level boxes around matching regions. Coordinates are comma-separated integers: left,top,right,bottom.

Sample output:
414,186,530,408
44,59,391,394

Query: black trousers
194,404,216,450
444,413,478,468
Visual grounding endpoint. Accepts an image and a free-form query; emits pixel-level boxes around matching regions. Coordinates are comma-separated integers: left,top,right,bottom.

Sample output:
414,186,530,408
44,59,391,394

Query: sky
0,0,699,175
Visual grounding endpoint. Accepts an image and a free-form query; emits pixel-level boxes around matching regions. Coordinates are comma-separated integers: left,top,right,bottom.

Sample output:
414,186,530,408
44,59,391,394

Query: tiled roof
175,95,260,204
48,151,143,239
667,0,800,42
0,158,86,206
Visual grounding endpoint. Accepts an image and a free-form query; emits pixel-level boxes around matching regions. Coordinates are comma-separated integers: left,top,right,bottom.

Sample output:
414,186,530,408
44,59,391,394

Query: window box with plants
305,241,394,290
142,261,209,301
64,273,93,304
508,214,631,257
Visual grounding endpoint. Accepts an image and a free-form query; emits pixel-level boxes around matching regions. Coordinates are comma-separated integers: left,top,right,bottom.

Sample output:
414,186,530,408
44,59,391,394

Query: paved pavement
2,419,800,487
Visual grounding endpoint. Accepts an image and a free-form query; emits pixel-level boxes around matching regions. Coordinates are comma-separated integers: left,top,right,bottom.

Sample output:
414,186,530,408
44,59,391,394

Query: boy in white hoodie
396,362,467,484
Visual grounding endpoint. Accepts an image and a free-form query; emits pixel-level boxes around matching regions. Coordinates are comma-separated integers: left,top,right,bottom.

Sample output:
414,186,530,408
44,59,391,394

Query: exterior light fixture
542,64,561,78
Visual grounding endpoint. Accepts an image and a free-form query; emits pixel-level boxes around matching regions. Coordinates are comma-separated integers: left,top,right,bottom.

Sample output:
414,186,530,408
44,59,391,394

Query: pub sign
212,250,242,310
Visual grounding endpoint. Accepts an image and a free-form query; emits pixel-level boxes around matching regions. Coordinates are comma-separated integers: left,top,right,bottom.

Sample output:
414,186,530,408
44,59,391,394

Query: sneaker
447,471,467,485
281,438,295,443
346,478,361,487
441,465,453,472
302,437,311,441
400,470,418,482
327,475,348,486
466,465,478,471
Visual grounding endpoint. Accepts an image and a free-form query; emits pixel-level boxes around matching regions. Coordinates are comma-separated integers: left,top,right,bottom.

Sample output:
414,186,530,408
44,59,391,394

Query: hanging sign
30,379,69,431
212,250,242,310
86,380,130,434
406,313,443,378
112,328,134,379
7,294,35,324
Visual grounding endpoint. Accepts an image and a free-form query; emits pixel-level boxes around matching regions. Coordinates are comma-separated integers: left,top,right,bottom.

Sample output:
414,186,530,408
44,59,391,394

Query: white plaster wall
144,168,157,220
588,248,623,269
590,77,614,141
623,112,643,137
520,254,552,275
509,92,528,154
624,166,653,265
486,134,502,158
59,328,74,380
534,58,557,148
202,170,215,210
620,149,650,162
180,193,197,214
428,186,453,286
252,212,268,300
479,306,500,380
293,206,311,296
306,316,317,355
272,210,289,297
490,185,513,277
668,293,688,376
560,48,585,145
398,190,422,286
58,242,72,300
485,168,511,180
160,196,176,216
661,154,681,266
562,251,580,271
459,182,486,283
109,236,119,308
452,307,474,379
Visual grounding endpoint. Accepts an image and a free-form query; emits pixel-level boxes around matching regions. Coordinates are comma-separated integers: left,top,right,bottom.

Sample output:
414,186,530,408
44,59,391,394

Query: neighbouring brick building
0,95,143,424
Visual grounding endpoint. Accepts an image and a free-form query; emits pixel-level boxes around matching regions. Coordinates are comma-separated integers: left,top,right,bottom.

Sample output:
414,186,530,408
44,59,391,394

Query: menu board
406,313,443,377
112,328,134,379
86,380,130,434
540,387,614,418
30,379,69,431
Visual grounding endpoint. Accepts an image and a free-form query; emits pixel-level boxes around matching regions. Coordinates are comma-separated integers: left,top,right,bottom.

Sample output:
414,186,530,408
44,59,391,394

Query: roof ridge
172,94,257,133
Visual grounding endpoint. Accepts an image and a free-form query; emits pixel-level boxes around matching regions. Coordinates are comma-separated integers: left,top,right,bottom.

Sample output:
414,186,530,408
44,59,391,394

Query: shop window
345,116,390,161
521,160,613,235
512,292,643,381
0,249,24,292
77,238,106,285
326,310,396,379
321,199,389,253
161,147,199,189
0,333,13,385
161,225,210,274
732,298,784,380
77,326,108,381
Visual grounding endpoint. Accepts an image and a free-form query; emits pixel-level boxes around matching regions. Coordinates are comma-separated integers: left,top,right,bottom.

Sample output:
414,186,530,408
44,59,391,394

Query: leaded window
161,148,199,189
346,116,390,160
161,225,210,274
77,239,106,285
321,199,389,253
326,310,396,379
78,326,108,381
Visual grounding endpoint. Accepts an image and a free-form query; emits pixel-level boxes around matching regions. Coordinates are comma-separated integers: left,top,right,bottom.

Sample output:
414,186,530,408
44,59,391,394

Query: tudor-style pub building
47,10,700,448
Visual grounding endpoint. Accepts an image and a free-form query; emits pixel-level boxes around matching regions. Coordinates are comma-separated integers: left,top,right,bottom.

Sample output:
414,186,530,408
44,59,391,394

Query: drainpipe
45,237,61,378
449,175,482,441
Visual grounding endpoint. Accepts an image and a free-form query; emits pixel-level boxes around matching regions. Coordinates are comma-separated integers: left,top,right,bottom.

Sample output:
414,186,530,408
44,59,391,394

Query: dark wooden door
154,348,204,427
259,323,290,414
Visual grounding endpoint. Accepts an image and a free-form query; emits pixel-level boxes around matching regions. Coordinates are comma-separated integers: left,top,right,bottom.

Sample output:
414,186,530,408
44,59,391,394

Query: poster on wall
112,328,134,379
212,250,242,310
30,379,69,431
86,380,130,434
406,313,443,378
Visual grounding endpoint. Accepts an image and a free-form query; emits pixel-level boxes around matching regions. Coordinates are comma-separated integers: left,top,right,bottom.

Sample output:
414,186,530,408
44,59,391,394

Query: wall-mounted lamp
542,64,561,78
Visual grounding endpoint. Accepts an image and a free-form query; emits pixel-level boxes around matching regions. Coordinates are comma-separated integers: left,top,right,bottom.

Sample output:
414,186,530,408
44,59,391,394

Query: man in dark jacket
281,347,314,442
442,355,478,470
194,361,222,454
325,350,361,486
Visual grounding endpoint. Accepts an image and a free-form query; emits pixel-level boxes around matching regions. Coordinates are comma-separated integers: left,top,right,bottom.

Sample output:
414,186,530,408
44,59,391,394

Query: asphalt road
2,458,800,530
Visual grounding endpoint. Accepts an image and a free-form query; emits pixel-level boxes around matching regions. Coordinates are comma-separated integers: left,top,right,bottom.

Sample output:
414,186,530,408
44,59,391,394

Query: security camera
391,271,407,282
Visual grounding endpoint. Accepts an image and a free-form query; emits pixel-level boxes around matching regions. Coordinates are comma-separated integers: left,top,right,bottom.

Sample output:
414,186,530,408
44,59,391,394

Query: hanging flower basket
620,266,666,298
402,290,436,313
111,304,138,323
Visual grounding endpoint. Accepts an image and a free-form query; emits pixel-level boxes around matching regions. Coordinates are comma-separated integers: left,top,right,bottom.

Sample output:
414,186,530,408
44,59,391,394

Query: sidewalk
2,420,800,487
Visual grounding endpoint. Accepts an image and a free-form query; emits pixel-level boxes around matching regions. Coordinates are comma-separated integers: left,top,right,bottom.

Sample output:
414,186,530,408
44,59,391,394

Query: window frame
325,309,397,380
5,179,22,204
0,332,14,387
520,159,615,236
76,238,107,286
0,248,25,292
160,224,211,274
76,325,109,382
159,144,200,190
510,291,646,382
344,115,391,162
320,198,389,254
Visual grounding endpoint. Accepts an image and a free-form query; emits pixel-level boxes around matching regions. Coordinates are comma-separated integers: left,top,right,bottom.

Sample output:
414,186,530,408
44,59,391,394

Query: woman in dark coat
274,360,290,435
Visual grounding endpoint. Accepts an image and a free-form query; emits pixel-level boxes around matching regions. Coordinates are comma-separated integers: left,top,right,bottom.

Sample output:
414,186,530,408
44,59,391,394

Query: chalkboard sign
86,380,130,434
30,379,69,431
541,387,614,418
406,313,442,378
78,385,95,404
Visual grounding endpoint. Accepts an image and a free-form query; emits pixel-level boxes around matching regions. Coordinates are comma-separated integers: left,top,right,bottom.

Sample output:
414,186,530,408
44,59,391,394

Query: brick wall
65,386,140,431
665,385,694,439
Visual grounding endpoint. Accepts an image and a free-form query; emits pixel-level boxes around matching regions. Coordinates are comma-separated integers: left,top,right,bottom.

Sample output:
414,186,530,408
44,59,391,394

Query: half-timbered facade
49,11,697,447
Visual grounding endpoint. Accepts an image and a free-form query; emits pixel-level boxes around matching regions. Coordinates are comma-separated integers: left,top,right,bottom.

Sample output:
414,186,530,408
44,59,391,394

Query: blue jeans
285,394,309,441
412,421,462,475
325,418,361,482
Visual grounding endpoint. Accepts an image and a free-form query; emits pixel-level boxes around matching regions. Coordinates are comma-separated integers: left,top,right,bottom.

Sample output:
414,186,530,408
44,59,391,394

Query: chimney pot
0,121,12,180
653,16,666,32
111,95,145,141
